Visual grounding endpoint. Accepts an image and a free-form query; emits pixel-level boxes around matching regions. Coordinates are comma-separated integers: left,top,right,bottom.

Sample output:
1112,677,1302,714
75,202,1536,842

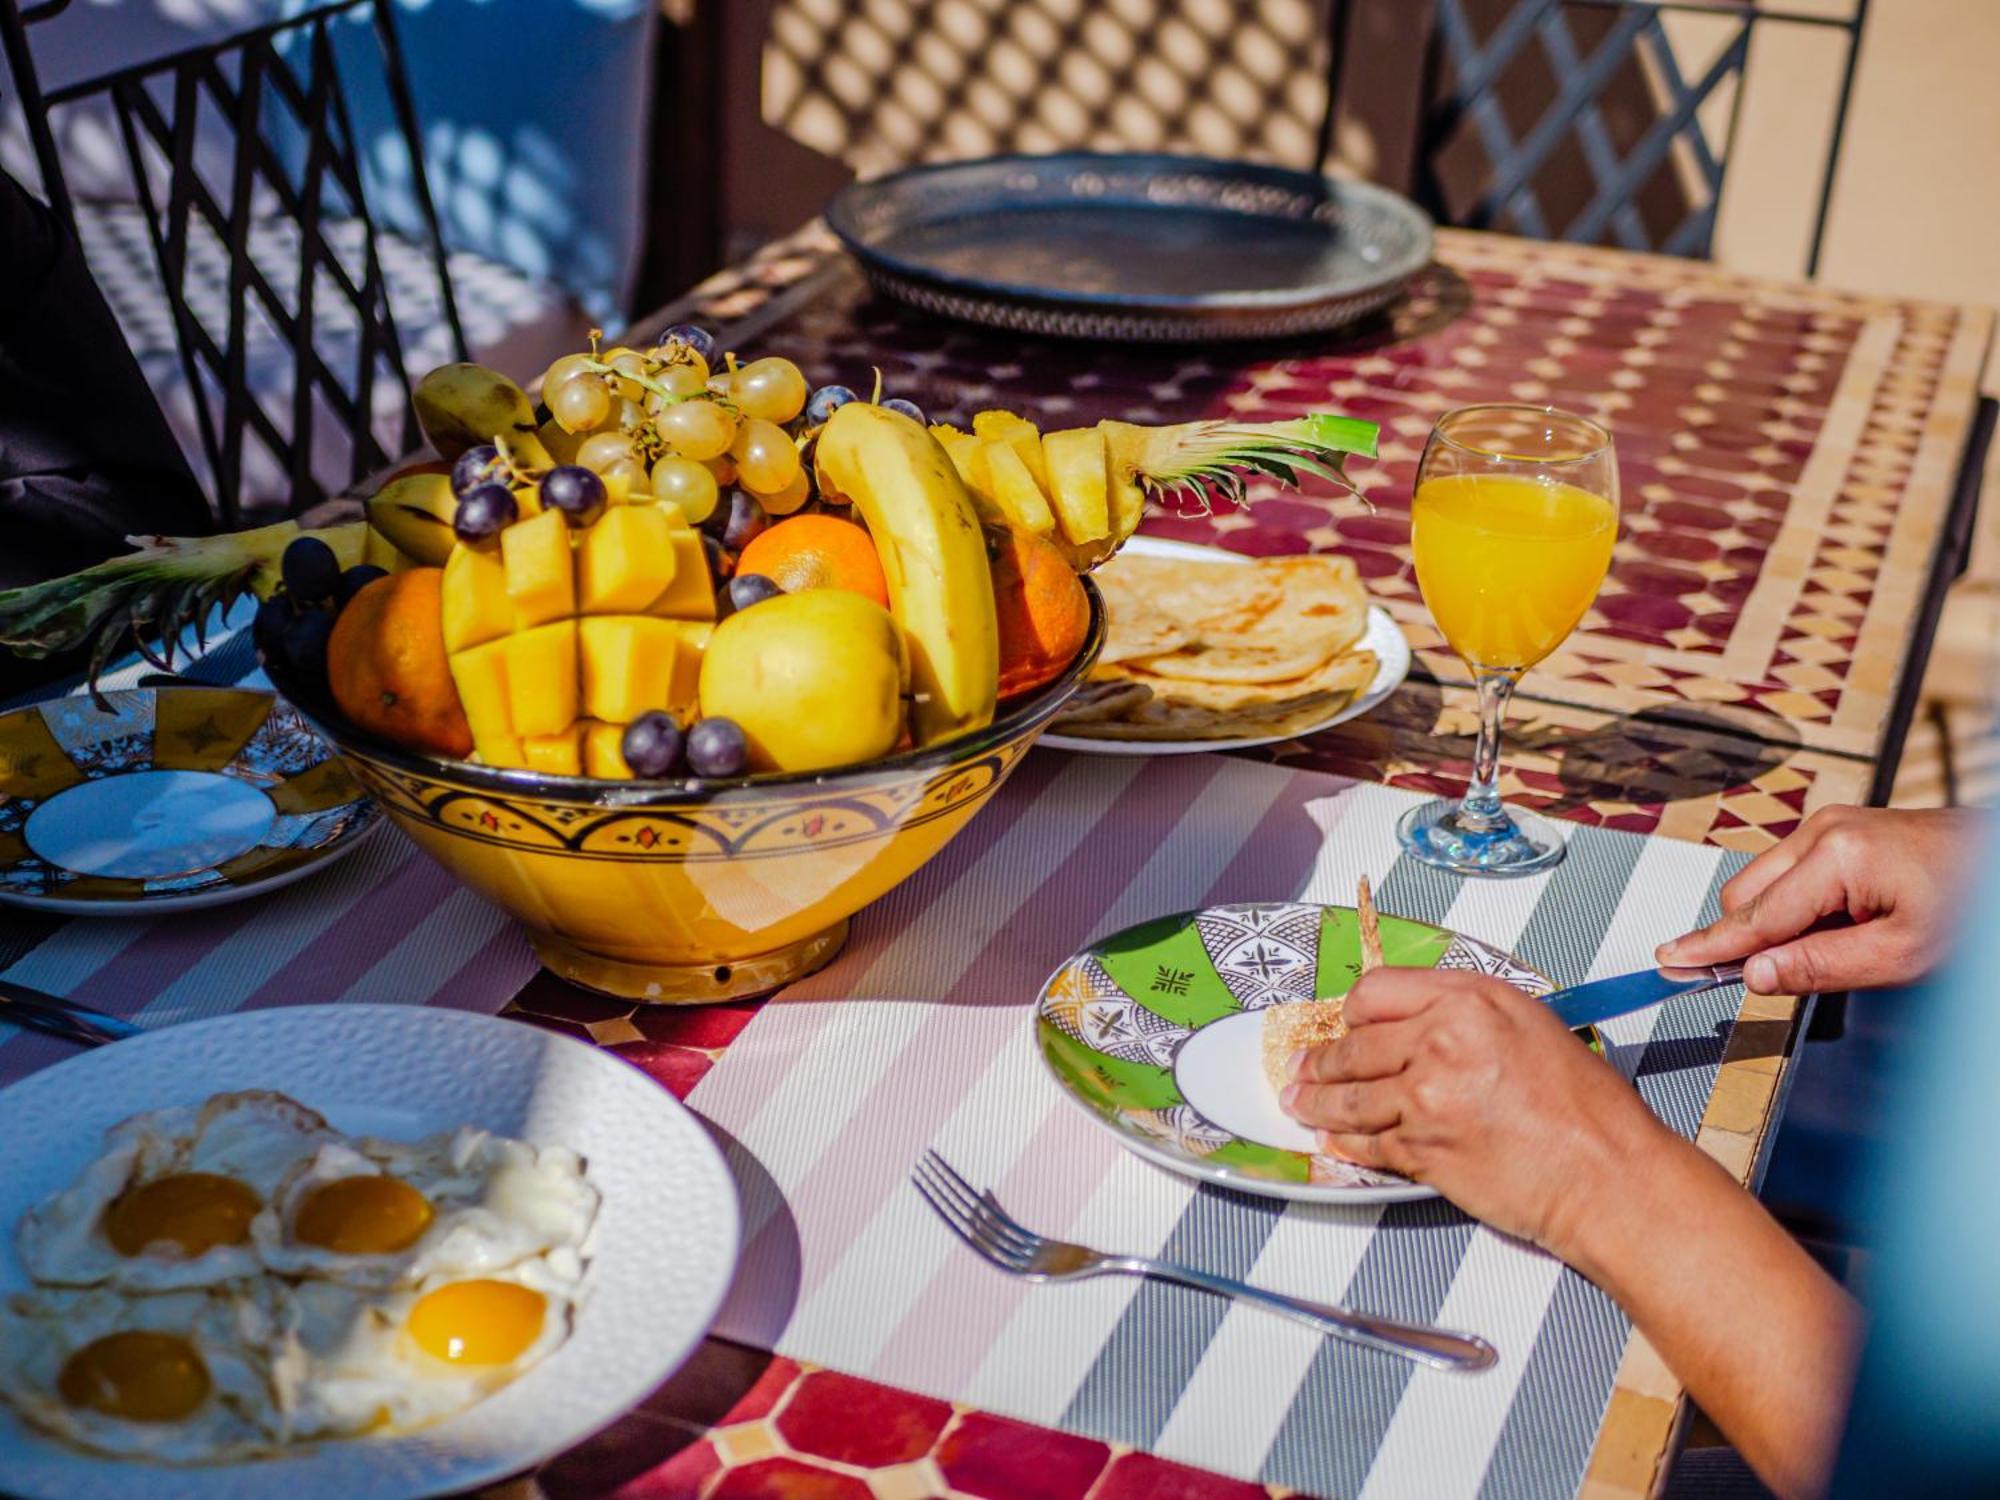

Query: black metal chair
0,0,468,524
1318,0,1869,274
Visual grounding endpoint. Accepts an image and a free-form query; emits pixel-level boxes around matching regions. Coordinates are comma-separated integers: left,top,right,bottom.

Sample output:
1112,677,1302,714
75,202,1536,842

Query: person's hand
1281,968,1673,1257
1656,806,1984,995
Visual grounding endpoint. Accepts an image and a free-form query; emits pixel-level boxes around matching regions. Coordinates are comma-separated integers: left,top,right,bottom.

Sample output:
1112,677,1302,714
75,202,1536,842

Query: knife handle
0,980,142,1048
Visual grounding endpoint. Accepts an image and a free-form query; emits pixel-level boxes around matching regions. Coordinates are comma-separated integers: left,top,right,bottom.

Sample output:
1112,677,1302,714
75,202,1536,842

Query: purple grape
450,443,502,497
337,564,388,604
540,464,607,527
804,384,857,426
720,489,768,553
723,573,784,617
281,536,341,603
882,397,926,425
454,483,518,544
620,711,685,778
252,595,292,660
660,323,718,364
686,717,748,778
282,607,334,678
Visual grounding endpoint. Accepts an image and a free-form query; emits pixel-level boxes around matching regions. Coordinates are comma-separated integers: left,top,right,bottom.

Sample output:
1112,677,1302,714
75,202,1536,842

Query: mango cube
578,504,675,615
580,616,686,724
501,620,579,738
647,528,718,621
447,637,517,765
521,726,583,777
442,543,514,652
502,508,575,627
582,719,632,779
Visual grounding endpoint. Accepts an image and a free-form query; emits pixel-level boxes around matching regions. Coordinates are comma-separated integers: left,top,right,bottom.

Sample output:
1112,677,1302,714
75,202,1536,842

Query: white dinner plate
1041,535,1410,756
0,1005,740,1500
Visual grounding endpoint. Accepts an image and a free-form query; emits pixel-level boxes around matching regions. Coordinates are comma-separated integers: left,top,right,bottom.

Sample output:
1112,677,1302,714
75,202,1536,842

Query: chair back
0,0,467,523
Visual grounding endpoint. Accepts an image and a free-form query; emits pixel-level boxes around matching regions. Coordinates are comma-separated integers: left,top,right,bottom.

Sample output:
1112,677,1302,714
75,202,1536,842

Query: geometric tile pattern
650,224,1992,764
529,223,1961,1500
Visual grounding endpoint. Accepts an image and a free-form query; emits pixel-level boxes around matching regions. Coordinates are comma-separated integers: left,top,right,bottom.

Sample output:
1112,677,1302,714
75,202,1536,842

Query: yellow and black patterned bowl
269,589,1104,1003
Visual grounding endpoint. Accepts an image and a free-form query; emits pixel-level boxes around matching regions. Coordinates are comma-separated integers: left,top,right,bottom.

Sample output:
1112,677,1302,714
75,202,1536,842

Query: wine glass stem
1460,669,1520,833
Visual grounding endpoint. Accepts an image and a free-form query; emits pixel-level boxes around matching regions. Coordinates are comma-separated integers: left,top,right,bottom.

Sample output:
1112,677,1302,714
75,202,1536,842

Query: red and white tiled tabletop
491,224,1991,1499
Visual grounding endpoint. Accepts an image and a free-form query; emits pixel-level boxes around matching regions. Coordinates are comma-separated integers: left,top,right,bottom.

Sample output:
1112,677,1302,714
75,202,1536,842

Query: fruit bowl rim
268,578,1105,806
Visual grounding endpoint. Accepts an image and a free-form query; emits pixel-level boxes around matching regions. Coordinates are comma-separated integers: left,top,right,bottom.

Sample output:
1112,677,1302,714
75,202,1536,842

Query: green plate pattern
1035,901,1559,1201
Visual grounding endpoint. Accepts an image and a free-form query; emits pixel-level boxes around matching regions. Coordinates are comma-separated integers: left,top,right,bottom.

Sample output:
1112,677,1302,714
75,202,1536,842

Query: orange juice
1411,473,1617,671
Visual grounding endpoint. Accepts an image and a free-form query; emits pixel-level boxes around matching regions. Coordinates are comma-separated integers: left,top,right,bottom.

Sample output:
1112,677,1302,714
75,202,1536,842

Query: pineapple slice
973,411,1050,495
930,425,1008,529
1041,427,1111,546
502,509,575,627
978,439,1056,536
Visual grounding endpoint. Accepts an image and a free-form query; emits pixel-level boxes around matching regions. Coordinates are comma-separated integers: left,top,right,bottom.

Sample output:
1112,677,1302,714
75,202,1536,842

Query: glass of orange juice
1398,405,1619,875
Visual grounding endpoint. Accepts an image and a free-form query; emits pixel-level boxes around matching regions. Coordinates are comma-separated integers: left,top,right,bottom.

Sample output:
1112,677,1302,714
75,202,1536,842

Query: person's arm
1282,969,1859,1499
1658,806,1984,994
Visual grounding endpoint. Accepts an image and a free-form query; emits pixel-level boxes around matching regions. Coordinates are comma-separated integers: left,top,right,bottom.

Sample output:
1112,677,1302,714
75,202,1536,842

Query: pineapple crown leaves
1138,413,1379,515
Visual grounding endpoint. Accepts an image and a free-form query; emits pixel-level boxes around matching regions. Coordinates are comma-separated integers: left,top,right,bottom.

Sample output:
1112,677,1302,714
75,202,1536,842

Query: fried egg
264,1257,579,1440
0,1287,279,1463
17,1091,337,1291
252,1127,598,1289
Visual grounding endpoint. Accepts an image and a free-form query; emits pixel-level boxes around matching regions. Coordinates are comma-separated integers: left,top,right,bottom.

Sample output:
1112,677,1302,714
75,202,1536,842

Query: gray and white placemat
689,765,1748,1500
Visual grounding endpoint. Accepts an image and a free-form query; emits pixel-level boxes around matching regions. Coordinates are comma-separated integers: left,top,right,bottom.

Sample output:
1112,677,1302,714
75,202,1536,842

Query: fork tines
910,1150,1036,1273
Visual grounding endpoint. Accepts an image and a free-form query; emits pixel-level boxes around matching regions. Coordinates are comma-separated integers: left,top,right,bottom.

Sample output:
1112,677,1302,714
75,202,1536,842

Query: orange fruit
734,514,889,608
328,569,473,758
990,527,1091,698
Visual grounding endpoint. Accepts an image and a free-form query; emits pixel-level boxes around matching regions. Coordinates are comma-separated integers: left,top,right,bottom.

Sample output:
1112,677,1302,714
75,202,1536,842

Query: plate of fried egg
0,1004,740,1499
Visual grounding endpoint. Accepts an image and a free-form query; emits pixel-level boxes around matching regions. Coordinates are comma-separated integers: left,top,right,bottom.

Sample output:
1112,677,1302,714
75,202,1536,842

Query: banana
412,363,551,466
815,403,998,746
365,470,460,567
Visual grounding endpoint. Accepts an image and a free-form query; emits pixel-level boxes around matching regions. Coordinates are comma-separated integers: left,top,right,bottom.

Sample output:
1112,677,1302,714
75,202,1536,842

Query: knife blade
0,978,143,1049
1543,962,1746,1032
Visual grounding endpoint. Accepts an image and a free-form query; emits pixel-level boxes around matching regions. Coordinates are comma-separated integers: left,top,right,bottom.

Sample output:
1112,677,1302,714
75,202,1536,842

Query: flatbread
1052,680,1154,726
1131,556,1368,683
1056,690,1354,742
1262,1002,1348,1095
1098,649,1379,714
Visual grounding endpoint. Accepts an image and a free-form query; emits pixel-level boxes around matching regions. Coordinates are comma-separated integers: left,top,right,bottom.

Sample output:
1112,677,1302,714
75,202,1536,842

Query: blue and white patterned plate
0,687,379,915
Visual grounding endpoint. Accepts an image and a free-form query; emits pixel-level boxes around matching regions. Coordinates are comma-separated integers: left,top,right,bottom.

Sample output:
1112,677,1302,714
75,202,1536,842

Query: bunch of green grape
537,325,813,529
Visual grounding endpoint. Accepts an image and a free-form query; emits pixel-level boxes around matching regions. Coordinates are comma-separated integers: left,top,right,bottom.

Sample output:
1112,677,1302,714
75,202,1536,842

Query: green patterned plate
1035,901,1567,1204
0,687,379,915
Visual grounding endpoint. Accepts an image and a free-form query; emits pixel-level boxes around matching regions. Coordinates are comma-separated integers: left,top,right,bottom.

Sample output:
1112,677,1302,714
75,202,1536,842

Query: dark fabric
0,166,210,696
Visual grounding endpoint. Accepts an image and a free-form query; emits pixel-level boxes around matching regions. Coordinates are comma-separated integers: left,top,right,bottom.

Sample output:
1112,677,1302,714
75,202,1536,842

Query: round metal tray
827,151,1434,343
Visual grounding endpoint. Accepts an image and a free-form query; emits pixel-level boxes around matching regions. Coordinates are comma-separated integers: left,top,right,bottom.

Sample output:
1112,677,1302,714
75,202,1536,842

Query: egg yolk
293,1175,434,1255
102,1173,260,1258
407,1280,547,1366
58,1331,211,1422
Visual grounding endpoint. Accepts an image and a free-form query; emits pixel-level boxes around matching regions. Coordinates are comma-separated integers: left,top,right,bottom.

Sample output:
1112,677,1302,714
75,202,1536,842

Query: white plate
1041,536,1410,756
0,1005,740,1500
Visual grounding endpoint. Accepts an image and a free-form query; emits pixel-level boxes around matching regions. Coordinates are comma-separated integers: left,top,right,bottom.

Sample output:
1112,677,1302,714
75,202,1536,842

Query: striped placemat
690,762,1749,1500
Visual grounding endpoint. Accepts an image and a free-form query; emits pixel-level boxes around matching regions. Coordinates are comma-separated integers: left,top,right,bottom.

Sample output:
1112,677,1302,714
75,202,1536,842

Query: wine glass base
1396,799,1566,877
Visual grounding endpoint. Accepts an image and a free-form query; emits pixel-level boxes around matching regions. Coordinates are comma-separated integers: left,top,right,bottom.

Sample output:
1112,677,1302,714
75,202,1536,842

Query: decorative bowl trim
266,579,1103,807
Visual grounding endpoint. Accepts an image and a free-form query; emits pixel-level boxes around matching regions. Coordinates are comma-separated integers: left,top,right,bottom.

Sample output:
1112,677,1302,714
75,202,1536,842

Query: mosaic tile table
0,226,1982,1500
514,224,1989,1499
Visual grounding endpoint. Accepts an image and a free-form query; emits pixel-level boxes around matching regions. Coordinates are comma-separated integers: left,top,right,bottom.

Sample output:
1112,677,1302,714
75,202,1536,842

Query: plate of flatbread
1044,536,1409,755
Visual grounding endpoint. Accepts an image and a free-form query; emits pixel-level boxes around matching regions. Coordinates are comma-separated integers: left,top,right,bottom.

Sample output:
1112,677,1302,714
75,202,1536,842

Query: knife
0,978,142,1048
1543,962,1746,1032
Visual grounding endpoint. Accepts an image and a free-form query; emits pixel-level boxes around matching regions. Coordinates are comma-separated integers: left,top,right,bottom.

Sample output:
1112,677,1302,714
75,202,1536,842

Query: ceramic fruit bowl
266,585,1103,1003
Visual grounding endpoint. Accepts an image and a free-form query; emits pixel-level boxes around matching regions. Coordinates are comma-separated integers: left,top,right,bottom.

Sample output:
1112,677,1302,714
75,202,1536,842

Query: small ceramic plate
0,1004,741,1500
0,687,378,915
1035,901,1558,1204
1040,536,1410,757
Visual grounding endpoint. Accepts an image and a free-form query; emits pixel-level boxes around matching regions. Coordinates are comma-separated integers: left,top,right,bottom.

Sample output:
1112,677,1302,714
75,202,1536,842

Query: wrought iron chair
0,0,468,524
1318,0,1870,274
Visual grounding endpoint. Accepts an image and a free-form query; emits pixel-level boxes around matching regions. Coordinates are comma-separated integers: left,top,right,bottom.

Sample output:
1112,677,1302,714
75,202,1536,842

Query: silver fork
912,1149,1497,1373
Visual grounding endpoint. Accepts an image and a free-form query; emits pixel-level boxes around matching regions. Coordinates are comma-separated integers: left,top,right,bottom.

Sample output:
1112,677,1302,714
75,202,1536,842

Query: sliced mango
447,637,516,764
580,616,684,724
1041,427,1111,545
579,504,675,615
979,438,1056,536
521,726,583,777
670,622,710,717
502,620,579,738
442,543,514,652
501,508,575,627
647,528,718,621
582,719,632,779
